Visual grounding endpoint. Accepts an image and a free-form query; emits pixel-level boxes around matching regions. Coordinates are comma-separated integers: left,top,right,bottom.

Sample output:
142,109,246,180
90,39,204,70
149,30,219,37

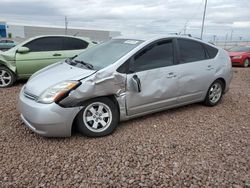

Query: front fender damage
0,52,16,73
59,70,127,118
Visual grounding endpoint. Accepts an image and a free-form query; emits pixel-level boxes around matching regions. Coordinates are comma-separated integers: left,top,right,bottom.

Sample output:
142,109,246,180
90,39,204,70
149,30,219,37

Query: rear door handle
167,72,177,78
53,53,62,57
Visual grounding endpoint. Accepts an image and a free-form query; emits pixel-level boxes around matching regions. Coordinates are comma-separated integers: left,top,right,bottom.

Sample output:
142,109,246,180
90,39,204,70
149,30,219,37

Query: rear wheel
0,66,16,88
204,80,224,107
243,59,249,67
76,97,119,137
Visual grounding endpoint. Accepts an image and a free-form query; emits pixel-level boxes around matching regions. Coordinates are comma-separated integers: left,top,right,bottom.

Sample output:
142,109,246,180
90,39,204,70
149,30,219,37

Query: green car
0,35,95,87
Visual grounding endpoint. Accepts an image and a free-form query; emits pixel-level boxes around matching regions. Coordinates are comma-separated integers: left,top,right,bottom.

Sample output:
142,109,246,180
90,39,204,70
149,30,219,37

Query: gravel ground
0,68,249,187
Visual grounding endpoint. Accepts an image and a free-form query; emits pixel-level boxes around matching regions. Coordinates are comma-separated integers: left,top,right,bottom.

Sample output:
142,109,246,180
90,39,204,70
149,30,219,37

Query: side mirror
17,47,30,54
131,74,141,93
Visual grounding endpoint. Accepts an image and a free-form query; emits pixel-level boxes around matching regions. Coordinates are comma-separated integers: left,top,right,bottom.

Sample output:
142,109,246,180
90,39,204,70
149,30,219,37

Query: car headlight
37,81,81,104
232,55,242,59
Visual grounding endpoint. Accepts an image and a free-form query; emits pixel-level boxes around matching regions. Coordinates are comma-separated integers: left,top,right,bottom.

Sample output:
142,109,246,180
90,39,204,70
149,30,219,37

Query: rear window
204,44,218,58
63,37,89,50
178,39,207,63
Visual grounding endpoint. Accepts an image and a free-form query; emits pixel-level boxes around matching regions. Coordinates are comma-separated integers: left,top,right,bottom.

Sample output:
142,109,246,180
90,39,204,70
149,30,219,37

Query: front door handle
132,74,141,93
53,53,62,57
167,72,177,78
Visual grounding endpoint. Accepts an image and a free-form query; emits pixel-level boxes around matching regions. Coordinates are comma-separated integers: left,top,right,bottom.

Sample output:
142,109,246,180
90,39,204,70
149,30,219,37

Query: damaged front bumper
18,87,81,137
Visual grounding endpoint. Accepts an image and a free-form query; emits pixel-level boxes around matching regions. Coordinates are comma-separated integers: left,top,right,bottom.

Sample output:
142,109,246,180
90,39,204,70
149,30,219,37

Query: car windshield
73,39,143,70
229,46,250,52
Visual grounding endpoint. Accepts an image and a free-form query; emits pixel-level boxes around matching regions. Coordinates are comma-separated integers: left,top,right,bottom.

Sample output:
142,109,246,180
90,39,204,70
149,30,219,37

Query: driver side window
24,37,64,52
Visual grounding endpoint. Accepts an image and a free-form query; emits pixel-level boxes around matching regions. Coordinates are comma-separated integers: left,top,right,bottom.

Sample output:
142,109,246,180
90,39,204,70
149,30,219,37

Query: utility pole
213,35,216,42
224,33,228,49
230,29,234,41
200,0,208,40
65,16,68,35
183,22,187,35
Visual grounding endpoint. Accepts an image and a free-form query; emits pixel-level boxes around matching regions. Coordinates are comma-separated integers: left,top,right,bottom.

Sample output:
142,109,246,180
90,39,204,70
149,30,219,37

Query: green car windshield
73,39,143,70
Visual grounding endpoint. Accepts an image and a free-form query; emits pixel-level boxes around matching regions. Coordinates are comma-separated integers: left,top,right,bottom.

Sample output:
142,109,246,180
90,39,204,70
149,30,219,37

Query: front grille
23,91,38,101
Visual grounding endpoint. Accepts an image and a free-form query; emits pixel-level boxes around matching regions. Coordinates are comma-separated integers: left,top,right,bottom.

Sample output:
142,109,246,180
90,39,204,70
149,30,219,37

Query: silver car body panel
24,62,96,96
19,87,81,137
19,35,233,137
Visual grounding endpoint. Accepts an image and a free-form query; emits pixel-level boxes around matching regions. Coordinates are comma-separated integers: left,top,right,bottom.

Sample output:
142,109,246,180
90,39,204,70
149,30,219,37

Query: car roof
114,34,216,48
28,35,92,42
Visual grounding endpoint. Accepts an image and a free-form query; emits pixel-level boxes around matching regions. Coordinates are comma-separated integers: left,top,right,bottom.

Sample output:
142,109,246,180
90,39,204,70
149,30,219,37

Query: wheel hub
209,83,222,104
0,70,12,87
83,102,112,133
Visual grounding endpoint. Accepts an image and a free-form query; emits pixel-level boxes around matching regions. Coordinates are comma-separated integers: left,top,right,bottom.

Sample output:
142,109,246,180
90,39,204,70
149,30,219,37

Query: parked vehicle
0,39,16,51
228,46,250,67
19,36,233,137
0,35,95,87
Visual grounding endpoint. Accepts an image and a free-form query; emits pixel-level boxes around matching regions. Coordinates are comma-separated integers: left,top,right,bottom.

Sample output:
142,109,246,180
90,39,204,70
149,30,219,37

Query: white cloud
0,0,250,40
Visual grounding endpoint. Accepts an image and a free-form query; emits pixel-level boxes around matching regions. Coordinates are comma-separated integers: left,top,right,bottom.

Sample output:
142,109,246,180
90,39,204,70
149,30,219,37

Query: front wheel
243,59,249,67
204,80,224,107
0,66,16,88
76,97,119,137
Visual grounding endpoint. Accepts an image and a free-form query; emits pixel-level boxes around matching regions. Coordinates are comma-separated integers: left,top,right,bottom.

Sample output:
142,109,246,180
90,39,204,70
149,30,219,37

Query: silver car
18,36,233,137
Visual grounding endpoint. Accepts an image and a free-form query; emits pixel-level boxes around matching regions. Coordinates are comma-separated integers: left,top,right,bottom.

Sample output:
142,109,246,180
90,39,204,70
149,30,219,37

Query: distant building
0,21,7,38
0,22,121,42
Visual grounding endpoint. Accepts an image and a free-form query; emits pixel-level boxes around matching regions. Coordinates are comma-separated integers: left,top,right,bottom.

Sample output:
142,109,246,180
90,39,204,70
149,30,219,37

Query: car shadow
23,102,205,141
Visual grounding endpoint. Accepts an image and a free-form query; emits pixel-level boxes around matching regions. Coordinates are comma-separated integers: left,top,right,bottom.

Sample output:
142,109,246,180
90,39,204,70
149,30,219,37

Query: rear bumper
18,87,81,137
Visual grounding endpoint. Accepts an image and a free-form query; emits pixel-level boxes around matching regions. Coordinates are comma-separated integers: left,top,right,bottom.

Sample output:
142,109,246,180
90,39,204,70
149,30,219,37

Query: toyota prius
18,36,233,137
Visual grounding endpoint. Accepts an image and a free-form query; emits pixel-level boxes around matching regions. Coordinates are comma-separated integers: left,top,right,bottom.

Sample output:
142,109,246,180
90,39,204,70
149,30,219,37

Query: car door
15,36,66,77
125,39,179,116
176,39,215,103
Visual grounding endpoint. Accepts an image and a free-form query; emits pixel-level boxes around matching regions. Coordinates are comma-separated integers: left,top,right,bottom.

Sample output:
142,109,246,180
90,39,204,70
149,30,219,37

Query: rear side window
178,39,206,63
63,37,89,50
24,37,64,52
204,44,218,58
133,40,174,72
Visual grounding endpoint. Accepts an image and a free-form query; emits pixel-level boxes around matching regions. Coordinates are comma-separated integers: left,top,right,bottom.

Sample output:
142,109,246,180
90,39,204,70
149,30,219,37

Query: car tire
243,59,249,67
0,66,16,88
204,80,224,107
76,97,119,137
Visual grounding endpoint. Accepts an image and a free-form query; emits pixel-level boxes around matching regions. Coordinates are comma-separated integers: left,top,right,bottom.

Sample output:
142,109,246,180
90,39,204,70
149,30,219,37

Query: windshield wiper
65,58,76,65
74,60,94,70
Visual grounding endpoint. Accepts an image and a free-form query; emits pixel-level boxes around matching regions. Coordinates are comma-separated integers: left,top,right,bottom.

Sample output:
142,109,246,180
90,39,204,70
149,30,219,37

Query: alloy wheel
209,82,222,104
0,69,12,87
243,59,249,67
83,102,113,133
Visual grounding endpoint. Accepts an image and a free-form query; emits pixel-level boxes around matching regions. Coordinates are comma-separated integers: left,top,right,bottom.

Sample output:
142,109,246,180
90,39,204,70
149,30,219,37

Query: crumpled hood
0,50,15,61
25,62,96,96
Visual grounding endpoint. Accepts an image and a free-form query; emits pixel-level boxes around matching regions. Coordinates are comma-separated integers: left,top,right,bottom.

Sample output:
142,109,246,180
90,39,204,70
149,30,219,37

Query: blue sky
0,0,250,41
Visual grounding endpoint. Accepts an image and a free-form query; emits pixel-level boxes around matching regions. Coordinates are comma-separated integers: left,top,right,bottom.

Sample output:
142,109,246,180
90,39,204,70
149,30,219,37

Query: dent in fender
59,69,127,120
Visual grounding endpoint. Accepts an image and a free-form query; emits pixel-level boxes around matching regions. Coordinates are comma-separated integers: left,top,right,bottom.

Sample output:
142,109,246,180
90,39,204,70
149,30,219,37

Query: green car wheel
0,66,16,88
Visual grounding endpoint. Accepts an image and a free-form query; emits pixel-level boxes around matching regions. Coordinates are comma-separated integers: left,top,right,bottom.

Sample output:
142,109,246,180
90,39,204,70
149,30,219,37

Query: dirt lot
0,68,249,187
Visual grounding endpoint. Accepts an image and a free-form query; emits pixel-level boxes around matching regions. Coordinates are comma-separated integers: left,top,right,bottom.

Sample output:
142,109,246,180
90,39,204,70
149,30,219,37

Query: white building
1,22,121,42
